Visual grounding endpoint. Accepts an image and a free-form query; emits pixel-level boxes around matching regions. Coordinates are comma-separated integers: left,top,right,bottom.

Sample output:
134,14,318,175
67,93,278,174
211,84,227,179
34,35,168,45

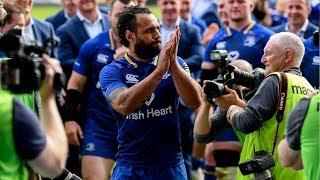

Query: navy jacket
178,20,204,73
45,10,67,30
271,22,318,39
32,18,56,57
45,7,110,31
56,14,110,78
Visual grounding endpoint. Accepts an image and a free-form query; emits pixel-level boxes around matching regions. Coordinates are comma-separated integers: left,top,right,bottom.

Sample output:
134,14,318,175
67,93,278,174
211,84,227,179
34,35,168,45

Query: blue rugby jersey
204,22,274,69
301,36,319,89
99,56,189,168
73,31,117,137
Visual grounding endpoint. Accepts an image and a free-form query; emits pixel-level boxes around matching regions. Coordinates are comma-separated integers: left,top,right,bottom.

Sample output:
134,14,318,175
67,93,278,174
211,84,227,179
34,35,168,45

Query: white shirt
160,18,180,48
23,17,36,45
64,10,73,20
77,11,103,39
285,19,309,39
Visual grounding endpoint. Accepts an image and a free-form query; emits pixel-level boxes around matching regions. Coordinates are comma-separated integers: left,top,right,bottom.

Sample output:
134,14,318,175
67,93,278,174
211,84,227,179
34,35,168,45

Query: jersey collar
226,21,256,36
124,53,158,68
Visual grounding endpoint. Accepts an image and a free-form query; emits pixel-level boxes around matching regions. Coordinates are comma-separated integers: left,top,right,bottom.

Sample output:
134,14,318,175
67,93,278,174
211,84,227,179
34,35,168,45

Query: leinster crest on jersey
244,35,256,47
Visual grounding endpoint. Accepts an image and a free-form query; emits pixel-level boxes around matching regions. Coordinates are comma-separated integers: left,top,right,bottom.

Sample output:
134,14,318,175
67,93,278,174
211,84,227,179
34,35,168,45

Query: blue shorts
112,163,187,180
82,118,117,159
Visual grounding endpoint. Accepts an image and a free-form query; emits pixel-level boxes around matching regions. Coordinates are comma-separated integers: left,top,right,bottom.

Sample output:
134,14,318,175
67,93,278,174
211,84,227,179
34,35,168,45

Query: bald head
269,32,305,65
262,32,305,75
230,59,253,73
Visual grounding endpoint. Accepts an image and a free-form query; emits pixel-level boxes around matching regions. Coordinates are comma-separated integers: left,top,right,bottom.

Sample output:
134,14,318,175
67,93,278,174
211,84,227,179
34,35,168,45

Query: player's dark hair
117,5,151,47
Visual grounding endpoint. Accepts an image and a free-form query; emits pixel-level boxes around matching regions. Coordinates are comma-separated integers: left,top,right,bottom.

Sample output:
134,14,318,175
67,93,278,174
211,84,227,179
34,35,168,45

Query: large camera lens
203,81,225,100
225,65,256,89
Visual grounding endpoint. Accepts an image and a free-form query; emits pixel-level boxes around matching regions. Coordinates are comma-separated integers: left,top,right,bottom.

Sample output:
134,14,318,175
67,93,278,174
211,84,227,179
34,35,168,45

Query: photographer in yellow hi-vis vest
278,92,320,180
214,32,314,180
0,54,68,180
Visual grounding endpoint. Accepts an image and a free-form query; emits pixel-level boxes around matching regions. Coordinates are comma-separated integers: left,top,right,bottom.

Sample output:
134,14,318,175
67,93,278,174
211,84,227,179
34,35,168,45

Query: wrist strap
62,89,81,122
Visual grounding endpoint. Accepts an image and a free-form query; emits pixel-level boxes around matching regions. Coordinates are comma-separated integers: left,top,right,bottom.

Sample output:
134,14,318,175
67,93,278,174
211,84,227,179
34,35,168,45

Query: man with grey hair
271,0,318,40
214,32,314,180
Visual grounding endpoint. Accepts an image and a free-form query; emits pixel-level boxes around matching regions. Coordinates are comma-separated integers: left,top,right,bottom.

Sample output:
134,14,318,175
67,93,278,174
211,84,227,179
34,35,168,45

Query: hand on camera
39,54,63,101
215,86,241,109
201,80,213,105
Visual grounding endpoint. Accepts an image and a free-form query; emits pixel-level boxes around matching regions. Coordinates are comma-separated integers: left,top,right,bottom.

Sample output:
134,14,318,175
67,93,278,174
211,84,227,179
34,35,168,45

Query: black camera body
239,150,275,180
0,55,45,93
53,169,82,180
203,50,265,102
0,32,64,93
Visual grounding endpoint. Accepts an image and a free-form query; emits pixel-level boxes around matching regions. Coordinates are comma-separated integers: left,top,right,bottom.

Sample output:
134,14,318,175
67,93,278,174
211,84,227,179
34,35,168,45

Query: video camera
238,150,275,180
53,168,82,180
203,50,265,103
0,29,65,93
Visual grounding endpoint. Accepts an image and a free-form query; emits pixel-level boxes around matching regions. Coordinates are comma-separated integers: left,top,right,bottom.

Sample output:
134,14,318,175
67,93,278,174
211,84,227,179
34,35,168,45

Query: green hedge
32,5,161,20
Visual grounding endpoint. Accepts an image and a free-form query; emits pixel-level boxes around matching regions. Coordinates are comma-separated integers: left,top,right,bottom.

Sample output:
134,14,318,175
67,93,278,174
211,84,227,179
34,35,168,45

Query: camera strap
272,72,288,155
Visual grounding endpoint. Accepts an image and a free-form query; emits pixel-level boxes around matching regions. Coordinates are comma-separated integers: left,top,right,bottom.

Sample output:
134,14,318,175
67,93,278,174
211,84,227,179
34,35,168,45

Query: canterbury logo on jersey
126,74,139,83
96,54,109,64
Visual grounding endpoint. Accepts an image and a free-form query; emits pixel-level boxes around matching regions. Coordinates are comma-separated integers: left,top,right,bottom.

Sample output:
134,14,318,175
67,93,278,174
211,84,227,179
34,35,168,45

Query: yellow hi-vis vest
236,72,314,180
301,93,320,180
0,92,29,180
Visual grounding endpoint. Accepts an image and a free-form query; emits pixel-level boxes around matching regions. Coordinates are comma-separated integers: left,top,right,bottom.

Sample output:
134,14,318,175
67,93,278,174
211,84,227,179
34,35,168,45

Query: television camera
0,29,65,93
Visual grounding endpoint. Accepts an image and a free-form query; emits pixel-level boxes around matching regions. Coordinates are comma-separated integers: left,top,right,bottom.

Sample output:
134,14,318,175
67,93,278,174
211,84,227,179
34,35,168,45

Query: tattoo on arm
108,87,128,107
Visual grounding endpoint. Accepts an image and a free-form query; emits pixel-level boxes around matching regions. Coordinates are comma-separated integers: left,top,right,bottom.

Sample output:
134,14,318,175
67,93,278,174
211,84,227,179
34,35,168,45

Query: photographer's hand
30,54,68,178
215,86,246,110
40,54,63,101
201,81,212,105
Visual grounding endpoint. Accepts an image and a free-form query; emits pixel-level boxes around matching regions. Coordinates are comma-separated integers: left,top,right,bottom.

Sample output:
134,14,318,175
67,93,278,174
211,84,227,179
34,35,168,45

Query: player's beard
134,37,161,61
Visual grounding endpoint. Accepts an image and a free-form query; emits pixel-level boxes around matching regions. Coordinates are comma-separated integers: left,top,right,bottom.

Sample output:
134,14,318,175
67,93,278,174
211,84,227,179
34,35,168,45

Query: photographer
215,32,314,179
0,1,41,113
278,91,320,180
0,54,68,179
194,60,252,180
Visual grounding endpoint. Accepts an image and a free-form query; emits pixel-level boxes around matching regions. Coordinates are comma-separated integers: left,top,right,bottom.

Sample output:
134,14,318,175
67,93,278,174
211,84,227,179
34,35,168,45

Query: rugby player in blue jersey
201,0,274,81
64,0,136,179
99,6,202,179
301,31,319,89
